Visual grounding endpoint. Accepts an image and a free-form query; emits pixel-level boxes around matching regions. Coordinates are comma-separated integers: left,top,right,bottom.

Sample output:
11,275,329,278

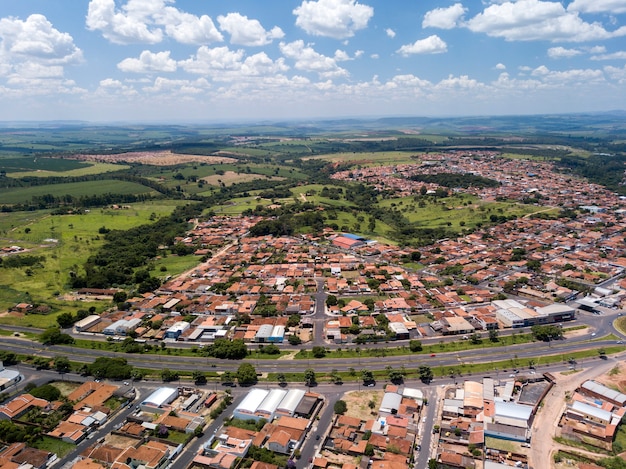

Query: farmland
0,180,156,205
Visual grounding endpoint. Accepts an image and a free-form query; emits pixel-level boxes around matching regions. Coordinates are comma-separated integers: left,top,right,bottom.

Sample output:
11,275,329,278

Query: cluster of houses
192,387,322,469
436,374,554,468
312,385,423,469
558,380,626,451
0,380,223,469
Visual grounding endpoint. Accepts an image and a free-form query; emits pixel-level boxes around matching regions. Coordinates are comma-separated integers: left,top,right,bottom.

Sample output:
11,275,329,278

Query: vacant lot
342,390,383,420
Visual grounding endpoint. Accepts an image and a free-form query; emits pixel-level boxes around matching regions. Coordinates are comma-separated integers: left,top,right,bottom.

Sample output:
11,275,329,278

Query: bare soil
69,150,235,166
342,390,383,420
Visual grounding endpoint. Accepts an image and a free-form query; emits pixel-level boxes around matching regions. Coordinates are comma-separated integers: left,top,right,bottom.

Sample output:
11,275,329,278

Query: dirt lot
70,150,235,166
596,362,626,392
342,390,383,420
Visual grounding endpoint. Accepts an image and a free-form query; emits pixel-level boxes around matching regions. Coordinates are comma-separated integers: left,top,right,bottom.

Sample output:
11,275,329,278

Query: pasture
304,151,420,165
0,201,183,312
0,180,155,205
6,162,129,178
0,157,90,172
376,195,545,230
201,171,284,187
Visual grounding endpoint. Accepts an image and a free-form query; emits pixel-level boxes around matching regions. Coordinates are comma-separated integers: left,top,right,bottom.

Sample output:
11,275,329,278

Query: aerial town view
2,1,626,469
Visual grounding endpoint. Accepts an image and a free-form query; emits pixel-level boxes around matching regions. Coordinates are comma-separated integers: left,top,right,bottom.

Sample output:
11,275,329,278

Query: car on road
430,353,436,357
316,434,320,440
591,332,596,336
416,444,421,451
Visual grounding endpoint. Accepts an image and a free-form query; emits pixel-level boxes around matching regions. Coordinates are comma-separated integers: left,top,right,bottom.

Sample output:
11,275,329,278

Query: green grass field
6,162,129,178
0,180,155,205
0,156,90,172
0,201,184,312
376,195,548,230
304,151,419,165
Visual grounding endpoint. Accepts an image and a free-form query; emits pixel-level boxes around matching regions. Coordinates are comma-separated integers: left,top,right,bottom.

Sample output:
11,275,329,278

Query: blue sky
0,0,625,122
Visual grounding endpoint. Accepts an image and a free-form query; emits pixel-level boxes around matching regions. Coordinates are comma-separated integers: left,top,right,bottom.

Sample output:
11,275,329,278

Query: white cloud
547,46,581,58
178,46,245,74
86,0,223,45
604,64,626,83
466,0,626,42
86,0,164,44
385,28,396,38
423,3,467,29
587,46,607,54
0,14,83,65
591,51,626,60
217,13,284,46
159,9,223,45
280,40,348,78
178,46,288,80
293,0,374,39
531,64,605,84
495,63,506,70
568,0,626,14
397,35,447,56
117,50,177,73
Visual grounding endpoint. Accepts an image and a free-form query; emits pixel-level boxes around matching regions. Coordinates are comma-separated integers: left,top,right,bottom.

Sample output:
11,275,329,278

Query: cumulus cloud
280,40,348,78
547,46,581,58
423,3,467,29
117,50,177,73
86,0,223,45
217,13,284,46
293,0,374,39
158,9,223,45
385,28,396,38
0,14,83,65
591,51,626,60
178,46,288,79
568,0,626,14
466,0,626,42
397,35,447,56
495,63,506,70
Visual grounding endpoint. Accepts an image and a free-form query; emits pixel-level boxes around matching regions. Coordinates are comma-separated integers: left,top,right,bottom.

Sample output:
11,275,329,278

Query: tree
88,357,132,380
418,366,433,384
277,373,287,386
237,363,258,386
29,384,61,401
288,334,302,345
361,369,374,384
469,333,482,345
286,314,301,327
193,371,207,385
39,327,74,345
334,400,348,415
56,312,75,329
488,329,499,342
311,346,326,358
161,369,179,382
387,367,404,384
531,325,563,342
54,356,71,374
409,340,422,352
304,368,316,387
113,291,128,303
368,400,376,411
221,371,235,386
326,295,338,307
